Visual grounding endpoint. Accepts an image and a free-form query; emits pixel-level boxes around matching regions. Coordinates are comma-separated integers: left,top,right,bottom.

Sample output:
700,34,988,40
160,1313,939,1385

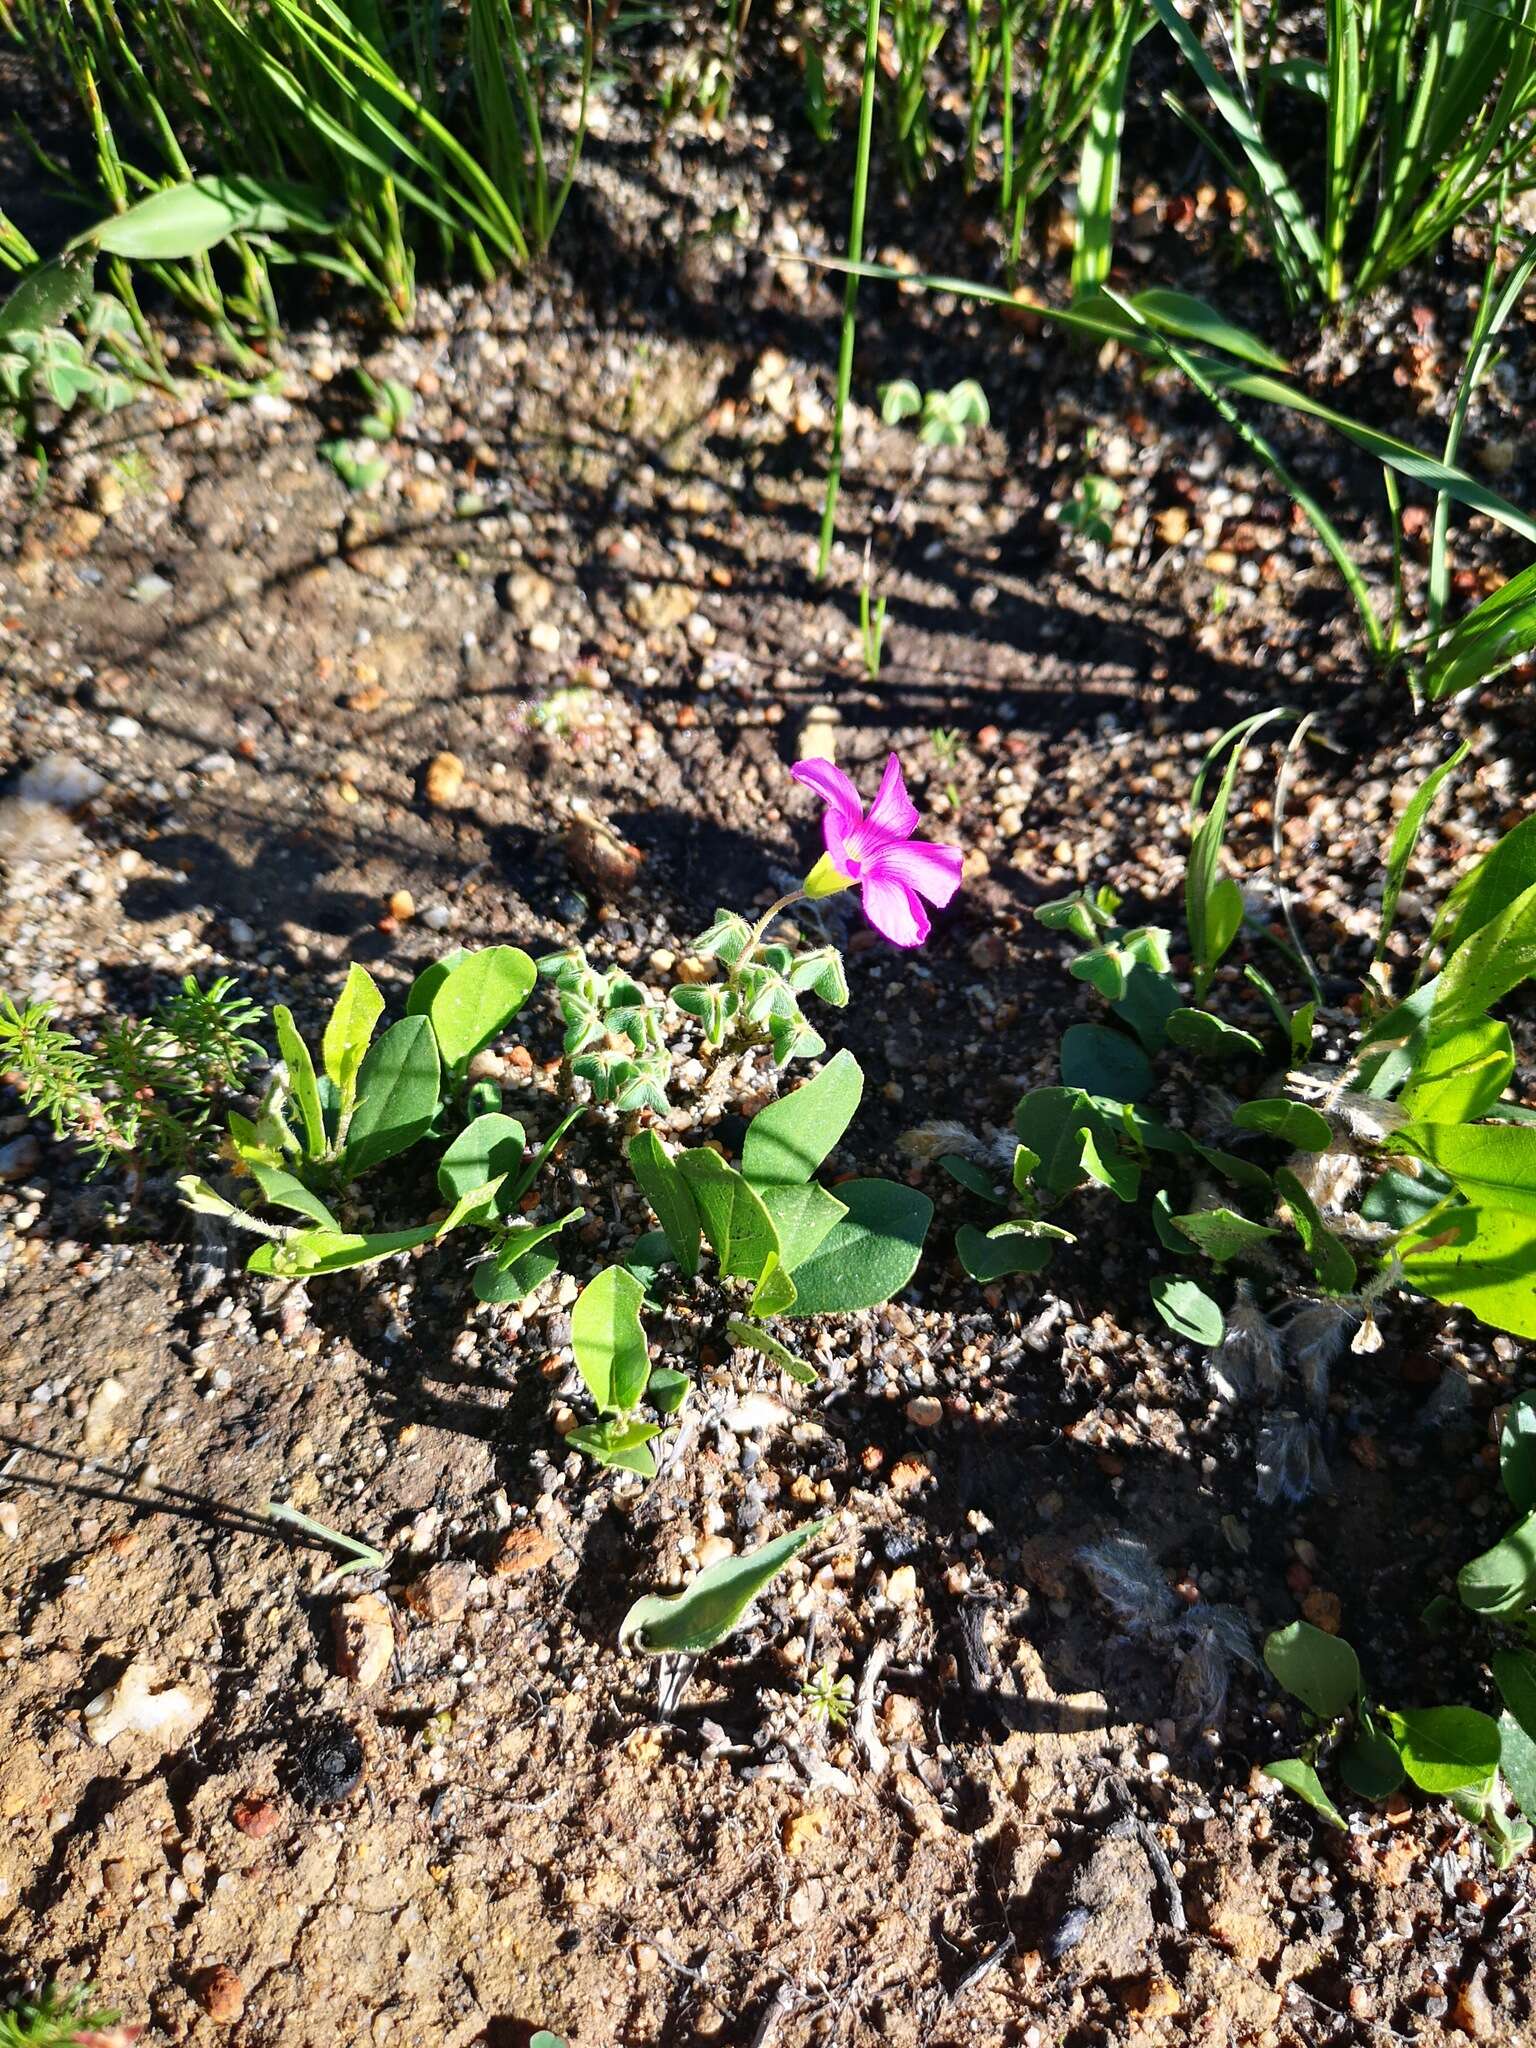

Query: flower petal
865,753,919,839
860,871,930,947
791,758,864,836
866,836,964,908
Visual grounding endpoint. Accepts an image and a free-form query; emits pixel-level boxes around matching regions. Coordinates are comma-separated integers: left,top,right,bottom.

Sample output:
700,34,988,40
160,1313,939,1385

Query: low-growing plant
620,1518,827,1652
1151,0,1536,308
1057,472,1123,549
0,976,265,1174
878,376,990,450
1262,1617,1534,1866
0,1982,128,2048
938,725,1536,1483
180,947,589,1295
538,946,674,1112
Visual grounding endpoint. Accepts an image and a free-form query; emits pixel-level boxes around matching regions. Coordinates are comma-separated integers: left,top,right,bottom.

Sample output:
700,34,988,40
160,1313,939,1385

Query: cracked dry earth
2,147,1536,2048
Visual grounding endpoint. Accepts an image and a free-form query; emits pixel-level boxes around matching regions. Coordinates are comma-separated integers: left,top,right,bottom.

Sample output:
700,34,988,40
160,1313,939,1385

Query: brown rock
331,1592,394,1688
1202,1866,1283,1964
1450,1966,1496,2039
565,813,643,898
1301,1588,1343,1634
422,751,465,807
232,1797,280,1840
1129,1975,1182,2019
194,1966,245,2025
489,1526,559,1579
401,1561,473,1624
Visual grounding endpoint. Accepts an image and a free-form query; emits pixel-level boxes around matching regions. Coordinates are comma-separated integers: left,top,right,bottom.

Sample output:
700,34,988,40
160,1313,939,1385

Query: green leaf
1014,1087,1094,1194
1166,1008,1265,1059
273,1005,326,1160
1149,1274,1224,1346
1124,288,1291,372
1443,815,1536,957
427,947,536,1070
343,1015,441,1176
1275,1167,1358,1293
1186,711,1294,994
1060,1022,1154,1101
939,1155,1006,1205
1401,1021,1514,1126
1423,562,1536,703
248,1164,340,1230
1361,1166,1453,1230
1396,1121,1536,1219
84,175,325,259
493,1206,583,1272
627,1130,702,1279
1457,1510,1536,1617
1264,1621,1361,1719
677,1150,781,1282
1430,881,1536,1040
248,1221,441,1276
571,1266,650,1417
1493,1648,1536,1746
1193,1141,1273,1192
1500,1395,1536,1515
321,963,385,1113
620,1518,826,1654
1079,1125,1142,1203
1401,1202,1536,1338
568,1417,660,1476
741,1049,863,1185
783,1179,932,1315
1387,1707,1502,1796
1233,1099,1333,1150
1377,742,1469,959
726,1316,816,1383
1498,1710,1536,1829
750,1253,798,1317
647,1367,690,1417
0,251,96,337
956,1221,1063,1282
1339,1726,1406,1801
438,1113,526,1212
1069,3,1139,293
1263,1759,1347,1830
756,1181,848,1272
1168,1206,1279,1265
405,950,467,1018
474,1248,558,1305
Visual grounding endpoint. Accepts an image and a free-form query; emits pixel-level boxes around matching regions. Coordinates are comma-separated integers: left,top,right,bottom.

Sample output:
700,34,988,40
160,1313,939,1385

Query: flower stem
737,890,810,974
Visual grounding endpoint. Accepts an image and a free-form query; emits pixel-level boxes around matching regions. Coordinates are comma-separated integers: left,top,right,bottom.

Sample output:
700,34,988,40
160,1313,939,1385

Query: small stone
15,753,105,808
496,566,554,625
1154,505,1190,545
0,1136,41,1182
422,751,465,807
1450,1967,1496,2038
782,1808,828,1857
332,1593,394,1688
401,1561,473,1624
1301,1588,1343,1634
1129,1976,1181,2019
83,1659,207,1749
91,471,126,517
232,1797,281,1840
624,580,697,633
489,1527,559,1579
565,812,643,898
194,1966,245,2024
528,620,561,656
887,1564,919,1607
388,888,415,921
905,1395,943,1428
695,1534,735,1570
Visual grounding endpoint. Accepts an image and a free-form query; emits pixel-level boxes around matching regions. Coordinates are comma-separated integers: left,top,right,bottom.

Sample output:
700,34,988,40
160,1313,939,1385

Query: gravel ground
1,51,1535,2048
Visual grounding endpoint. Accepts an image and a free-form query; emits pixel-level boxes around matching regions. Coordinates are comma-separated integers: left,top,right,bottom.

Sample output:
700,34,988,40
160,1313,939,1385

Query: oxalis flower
792,753,963,948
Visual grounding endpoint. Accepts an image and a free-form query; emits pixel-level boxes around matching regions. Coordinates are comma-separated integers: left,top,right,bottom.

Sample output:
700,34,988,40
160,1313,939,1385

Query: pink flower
792,752,963,948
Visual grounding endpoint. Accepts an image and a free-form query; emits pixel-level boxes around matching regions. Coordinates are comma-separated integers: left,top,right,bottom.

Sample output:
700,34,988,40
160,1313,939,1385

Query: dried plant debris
1078,1538,1257,1730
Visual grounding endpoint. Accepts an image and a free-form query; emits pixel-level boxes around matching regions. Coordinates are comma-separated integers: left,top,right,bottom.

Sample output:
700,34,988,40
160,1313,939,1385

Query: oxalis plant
181,946,587,1302
937,713,1536,1503
1259,1391,1536,1860
559,752,963,1478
